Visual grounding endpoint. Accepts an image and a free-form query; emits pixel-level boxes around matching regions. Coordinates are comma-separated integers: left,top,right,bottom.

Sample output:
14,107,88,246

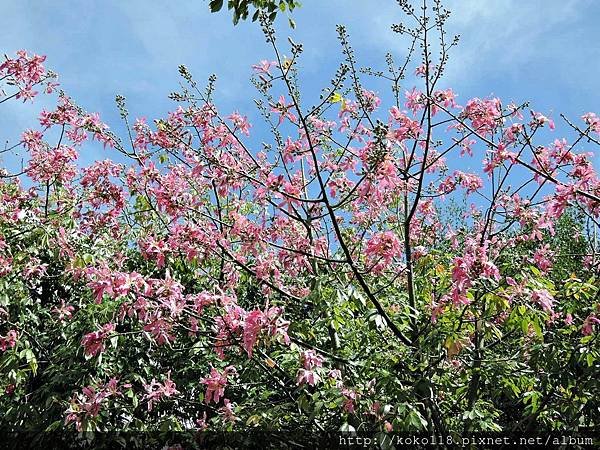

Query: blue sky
2,0,599,169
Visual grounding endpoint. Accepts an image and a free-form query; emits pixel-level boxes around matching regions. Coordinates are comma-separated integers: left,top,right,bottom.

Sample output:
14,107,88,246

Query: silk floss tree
0,0,598,447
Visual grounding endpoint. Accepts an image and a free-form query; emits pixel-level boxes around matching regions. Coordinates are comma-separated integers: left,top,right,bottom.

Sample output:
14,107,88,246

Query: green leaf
45,420,63,432
586,353,595,367
521,317,530,335
209,0,224,12
20,349,38,374
532,320,542,338
246,415,261,426
407,409,427,430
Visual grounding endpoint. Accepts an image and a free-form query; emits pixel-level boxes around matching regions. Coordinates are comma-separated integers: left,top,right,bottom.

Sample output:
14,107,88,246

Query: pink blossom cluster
65,378,129,431
0,330,18,352
200,366,235,404
143,371,179,411
463,97,502,136
582,112,600,134
365,231,403,274
0,50,57,101
296,350,324,387
447,238,500,306
81,323,115,357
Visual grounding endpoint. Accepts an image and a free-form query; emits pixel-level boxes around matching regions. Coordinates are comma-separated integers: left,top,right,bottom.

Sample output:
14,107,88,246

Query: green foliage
207,0,300,25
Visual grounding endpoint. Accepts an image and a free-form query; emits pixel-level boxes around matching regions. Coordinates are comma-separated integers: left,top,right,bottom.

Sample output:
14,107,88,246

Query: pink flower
227,111,251,136
388,108,422,141
531,289,554,313
564,313,574,325
342,388,357,413
242,310,265,358
415,64,427,77
361,89,381,112
328,368,341,378
296,368,322,387
219,399,238,423
65,379,126,431
582,112,600,133
52,301,75,321
242,306,290,358
0,330,18,352
454,171,483,194
365,231,402,274
582,314,600,336
21,129,43,151
405,87,424,114
26,143,78,183
301,350,324,369
81,323,115,357
22,258,48,279
143,317,176,345
449,238,500,306
65,386,104,431
464,97,502,136
196,412,209,431
530,111,555,130
86,266,114,303
533,244,553,273
0,50,54,102
143,371,179,411
270,95,297,125
200,366,235,404
139,235,169,268
296,350,325,387
432,88,458,114
213,304,245,359
252,60,277,74
281,137,304,164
